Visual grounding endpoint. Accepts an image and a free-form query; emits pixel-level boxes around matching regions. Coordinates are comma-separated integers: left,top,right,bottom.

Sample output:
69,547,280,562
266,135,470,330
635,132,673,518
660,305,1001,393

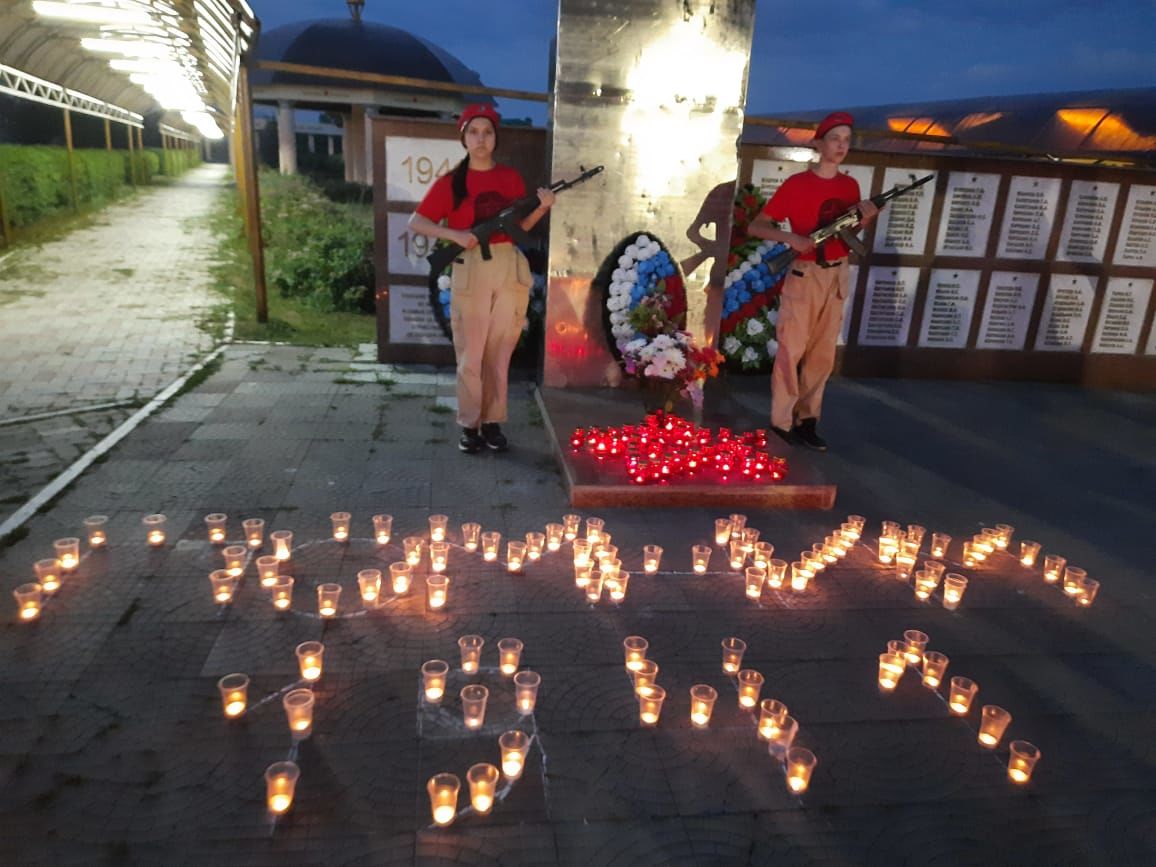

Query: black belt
792,260,845,276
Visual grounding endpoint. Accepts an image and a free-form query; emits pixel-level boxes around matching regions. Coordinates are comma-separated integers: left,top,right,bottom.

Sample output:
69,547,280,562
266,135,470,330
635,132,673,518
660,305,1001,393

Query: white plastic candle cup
978,705,1012,748
271,576,294,611
572,538,592,568
500,729,530,779
222,545,246,578
607,571,629,603
903,629,929,666
84,515,108,548
753,541,774,568
574,561,593,589
907,524,926,546
330,511,351,542
767,714,798,759
34,559,61,594
421,659,449,703
53,537,80,573
948,676,978,715
924,560,946,581
270,529,292,561
480,534,499,566
389,562,412,595
428,514,448,542
1077,577,1100,607
296,640,324,682
878,652,906,691
623,636,648,672
1019,539,1041,567
729,540,747,570
426,575,449,611
728,513,747,537
692,544,712,574
467,762,500,815
786,747,817,793
507,541,526,573
632,660,659,697
461,521,481,552
1007,740,1040,784
525,532,545,561
357,569,382,606
204,513,228,545
921,651,949,689
584,572,604,603
714,517,733,545
429,541,448,574
929,532,951,559
758,698,789,740
595,544,618,568
498,638,523,676
643,544,663,573
790,561,813,592
316,583,341,618
372,513,393,545
283,688,315,740
737,669,764,709
721,637,746,674
995,524,1014,549
403,536,423,566
209,569,238,605
1042,553,1065,583
562,513,581,541
144,513,167,545
242,517,265,548
942,574,968,610
545,523,564,551
427,773,460,826
458,634,484,674
14,582,43,621
218,672,249,718
514,669,541,715
265,761,300,814
584,517,605,543
460,684,489,730
745,566,767,600
689,684,718,728
257,555,279,588
638,684,666,726
1063,566,1087,597
767,559,788,589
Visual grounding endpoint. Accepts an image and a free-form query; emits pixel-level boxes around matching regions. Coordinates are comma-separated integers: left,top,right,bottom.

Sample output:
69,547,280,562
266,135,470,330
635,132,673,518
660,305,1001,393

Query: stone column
277,100,297,175
346,108,365,183
361,105,376,185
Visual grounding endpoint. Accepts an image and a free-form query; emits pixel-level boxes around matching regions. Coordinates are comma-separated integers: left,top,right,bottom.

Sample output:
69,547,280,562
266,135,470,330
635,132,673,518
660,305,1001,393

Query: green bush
260,171,374,313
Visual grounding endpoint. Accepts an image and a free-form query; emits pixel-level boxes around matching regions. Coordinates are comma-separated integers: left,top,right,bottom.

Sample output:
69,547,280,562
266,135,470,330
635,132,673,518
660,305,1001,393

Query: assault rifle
767,173,935,274
427,164,605,275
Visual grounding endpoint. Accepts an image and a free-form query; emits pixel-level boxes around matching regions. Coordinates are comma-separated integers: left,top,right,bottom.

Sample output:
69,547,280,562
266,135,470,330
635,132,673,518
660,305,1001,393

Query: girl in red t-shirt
409,104,555,454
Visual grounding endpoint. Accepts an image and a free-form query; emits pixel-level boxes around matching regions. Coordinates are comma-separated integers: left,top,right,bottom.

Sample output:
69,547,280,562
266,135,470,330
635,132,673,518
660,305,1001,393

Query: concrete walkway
0,344,1153,865
0,164,229,522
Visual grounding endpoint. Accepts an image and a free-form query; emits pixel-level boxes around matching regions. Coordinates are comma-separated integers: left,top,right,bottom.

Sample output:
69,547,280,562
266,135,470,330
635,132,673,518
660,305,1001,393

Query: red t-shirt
761,170,862,261
415,164,526,245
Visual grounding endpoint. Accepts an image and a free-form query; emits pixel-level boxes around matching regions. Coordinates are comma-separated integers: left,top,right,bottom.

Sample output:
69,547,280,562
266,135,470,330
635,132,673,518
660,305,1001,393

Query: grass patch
429,405,454,415
206,180,377,348
173,355,222,399
0,526,30,549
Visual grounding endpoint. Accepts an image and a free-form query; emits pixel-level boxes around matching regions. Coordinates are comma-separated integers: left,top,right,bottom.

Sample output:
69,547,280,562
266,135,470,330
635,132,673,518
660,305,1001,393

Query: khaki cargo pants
450,243,532,428
770,260,849,432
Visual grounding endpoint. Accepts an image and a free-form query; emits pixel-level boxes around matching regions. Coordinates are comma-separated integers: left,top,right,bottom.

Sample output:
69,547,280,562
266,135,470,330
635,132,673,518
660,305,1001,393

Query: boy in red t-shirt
748,111,878,451
409,104,554,454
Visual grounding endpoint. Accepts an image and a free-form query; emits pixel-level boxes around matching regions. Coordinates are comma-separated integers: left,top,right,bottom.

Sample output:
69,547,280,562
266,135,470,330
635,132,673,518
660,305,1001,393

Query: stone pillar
361,105,375,185
327,135,336,156
346,108,365,183
277,100,297,175
342,113,355,181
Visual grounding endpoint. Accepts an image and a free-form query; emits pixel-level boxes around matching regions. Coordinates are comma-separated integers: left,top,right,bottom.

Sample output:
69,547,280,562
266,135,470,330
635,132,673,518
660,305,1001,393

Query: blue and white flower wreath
718,240,791,371
604,233,684,345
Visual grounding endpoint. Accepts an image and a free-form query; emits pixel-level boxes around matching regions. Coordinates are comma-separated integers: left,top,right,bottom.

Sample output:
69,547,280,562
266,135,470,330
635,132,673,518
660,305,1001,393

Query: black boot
480,422,509,452
459,427,484,454
794,418,828,452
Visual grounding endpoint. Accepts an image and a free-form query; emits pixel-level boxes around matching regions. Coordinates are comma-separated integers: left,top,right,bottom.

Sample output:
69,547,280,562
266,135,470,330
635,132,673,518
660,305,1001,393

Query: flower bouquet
598,232,723,411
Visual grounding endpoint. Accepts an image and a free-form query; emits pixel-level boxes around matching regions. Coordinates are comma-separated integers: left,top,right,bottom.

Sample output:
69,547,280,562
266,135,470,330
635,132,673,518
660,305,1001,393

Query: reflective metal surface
544,0,757,386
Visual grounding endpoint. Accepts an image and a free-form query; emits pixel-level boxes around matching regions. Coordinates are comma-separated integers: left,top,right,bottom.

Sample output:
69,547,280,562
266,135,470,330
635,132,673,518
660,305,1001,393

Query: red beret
458,103,500,133
814,111,854,140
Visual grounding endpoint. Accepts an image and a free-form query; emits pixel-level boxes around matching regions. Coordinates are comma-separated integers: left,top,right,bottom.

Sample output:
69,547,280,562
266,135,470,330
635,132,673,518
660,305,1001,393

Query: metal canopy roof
0,0,258,137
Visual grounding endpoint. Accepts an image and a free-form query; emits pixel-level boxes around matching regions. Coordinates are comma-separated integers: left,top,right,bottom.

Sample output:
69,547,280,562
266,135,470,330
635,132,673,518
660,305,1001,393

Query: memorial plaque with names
1056,179,1119,263
1035,274,1096,352
996,176,1062,260
837,264,859,346
388,283,450,346
386,212,437,277
977,272,1039,350
1090,277,1154,354
858,266,920,346
918,269,980,348
1112,185,1156,267
872,167,935,255
934,173,1000,257
841,164,876,201
750,159,800,201
384,136,463,202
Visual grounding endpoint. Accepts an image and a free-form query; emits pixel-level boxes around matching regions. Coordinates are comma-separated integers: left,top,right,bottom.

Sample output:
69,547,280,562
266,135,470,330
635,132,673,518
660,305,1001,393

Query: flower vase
642,380,681,414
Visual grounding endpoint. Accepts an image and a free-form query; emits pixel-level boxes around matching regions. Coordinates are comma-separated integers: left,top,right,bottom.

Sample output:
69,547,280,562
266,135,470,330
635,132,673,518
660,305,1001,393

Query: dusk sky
252,0,1156,121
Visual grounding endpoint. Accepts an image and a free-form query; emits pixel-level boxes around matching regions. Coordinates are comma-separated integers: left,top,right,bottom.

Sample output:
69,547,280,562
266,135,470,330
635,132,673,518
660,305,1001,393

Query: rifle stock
426,165,604,276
